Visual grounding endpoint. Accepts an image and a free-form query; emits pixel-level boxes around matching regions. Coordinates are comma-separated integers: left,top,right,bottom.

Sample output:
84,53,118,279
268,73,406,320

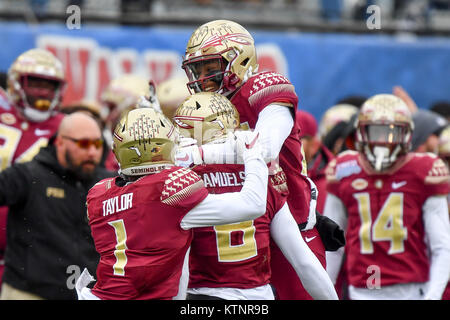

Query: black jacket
0,143,115,299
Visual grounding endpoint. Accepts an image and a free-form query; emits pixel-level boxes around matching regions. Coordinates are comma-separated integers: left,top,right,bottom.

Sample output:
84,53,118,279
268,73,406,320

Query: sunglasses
62,136,103,149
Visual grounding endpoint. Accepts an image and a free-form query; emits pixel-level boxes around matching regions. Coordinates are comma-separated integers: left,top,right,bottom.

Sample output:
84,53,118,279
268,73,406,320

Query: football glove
174,137,203,168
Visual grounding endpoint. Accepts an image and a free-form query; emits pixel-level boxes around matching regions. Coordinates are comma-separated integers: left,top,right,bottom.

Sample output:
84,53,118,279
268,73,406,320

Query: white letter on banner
366,5,381,30
66,5,81,30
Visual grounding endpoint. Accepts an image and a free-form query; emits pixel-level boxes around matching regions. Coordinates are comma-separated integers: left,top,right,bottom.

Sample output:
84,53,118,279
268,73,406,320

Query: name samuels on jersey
102,192,133,216
201,171,245,188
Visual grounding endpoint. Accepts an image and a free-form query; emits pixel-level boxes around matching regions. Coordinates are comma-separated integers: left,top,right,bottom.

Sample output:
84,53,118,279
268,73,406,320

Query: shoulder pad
326,152,361,183
160,167,205,206
245,72,297,108
337,150,359,157
424,157,450,185
247,72,293,95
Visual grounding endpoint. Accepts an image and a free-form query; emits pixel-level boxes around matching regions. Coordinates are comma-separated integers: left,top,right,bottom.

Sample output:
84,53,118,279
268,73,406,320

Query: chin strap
222,73,239,93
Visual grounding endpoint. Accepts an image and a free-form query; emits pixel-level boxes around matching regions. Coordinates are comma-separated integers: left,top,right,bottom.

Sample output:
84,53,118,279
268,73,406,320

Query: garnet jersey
230,71,311,225
87,166,208,300
326,151,449,288
0,89,64,170
189,163,288,289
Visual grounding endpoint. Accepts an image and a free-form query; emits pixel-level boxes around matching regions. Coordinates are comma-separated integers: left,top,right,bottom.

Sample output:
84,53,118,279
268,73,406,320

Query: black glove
315,211,345,251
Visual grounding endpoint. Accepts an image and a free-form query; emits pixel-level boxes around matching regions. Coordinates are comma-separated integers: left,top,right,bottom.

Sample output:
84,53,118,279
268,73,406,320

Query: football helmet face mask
112,107,179,177
182,20,259,95
355,94,414,171
173,92,240,145
7,48,66,122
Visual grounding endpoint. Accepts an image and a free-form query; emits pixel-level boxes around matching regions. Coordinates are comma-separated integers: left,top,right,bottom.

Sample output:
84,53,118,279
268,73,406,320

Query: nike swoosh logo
392,181,407,189
245,133,259,149
34,129,51,136
305,236,316,243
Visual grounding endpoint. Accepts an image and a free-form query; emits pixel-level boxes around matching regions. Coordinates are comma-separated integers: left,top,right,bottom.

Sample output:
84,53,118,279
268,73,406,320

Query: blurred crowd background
1,0,450,33
0,0,449,128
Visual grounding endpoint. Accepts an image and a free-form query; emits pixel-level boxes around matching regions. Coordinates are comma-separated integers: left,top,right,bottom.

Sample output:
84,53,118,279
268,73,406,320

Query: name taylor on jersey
102,192,133,216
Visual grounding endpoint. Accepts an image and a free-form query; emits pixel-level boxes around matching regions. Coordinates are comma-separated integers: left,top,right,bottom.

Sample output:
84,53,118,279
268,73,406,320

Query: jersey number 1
108,219,128,276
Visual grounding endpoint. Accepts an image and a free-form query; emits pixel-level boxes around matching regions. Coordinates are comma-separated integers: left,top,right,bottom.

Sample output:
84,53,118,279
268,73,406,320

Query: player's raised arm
180,130,268,229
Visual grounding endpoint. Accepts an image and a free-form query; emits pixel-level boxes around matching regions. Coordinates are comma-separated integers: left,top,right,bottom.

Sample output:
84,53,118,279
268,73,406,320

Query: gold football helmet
355,94,414,171
173,92,240,145
112,107,178,176
182,19,259,95
318,104,359,140
7,48,66,122
438,125,450,167
101,74,160,130
156,75,190,121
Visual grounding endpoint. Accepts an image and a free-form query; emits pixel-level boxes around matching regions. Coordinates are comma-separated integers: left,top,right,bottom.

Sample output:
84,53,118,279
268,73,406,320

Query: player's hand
174,137,203,167
393,86,418,114
235,130,263,163
178,136,198,148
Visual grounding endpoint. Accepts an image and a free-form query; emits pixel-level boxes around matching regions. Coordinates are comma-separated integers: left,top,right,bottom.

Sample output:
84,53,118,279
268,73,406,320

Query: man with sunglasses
0,112,115,299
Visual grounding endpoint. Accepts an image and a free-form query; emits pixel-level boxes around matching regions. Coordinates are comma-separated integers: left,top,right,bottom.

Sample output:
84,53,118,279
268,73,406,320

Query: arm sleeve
422,195,450,300
323,193,348,284
254,104,294,162
180,155,268,229
270,202,339,300
201,104,293,164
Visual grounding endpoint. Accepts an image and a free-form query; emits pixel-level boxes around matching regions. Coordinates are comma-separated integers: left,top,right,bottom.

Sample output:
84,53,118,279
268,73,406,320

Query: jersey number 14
354,192,408,255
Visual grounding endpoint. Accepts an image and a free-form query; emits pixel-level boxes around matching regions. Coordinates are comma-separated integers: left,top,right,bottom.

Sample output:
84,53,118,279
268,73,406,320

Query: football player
100,74,161,171
0,48,66,292
101,74,161,137
173,92,338,300
437,125,450,300
318,103,359,155
76,107,270,300
156,75,190,121
324,94,450,299
176,19,325,299
297,110,334,214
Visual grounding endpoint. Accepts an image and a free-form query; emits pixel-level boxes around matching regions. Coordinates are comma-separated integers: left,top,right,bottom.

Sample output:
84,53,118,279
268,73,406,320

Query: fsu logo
201,33,253,49
351,178,368,190
1,113,16,125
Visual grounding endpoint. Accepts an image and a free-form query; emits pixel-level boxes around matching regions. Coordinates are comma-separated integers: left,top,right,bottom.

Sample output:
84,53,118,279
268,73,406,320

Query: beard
65,151,98,181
